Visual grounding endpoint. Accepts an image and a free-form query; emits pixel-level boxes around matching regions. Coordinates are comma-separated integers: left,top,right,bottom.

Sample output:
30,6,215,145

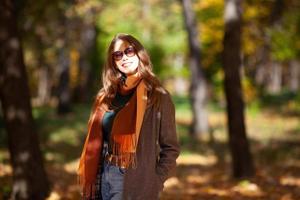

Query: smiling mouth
122,62,132,67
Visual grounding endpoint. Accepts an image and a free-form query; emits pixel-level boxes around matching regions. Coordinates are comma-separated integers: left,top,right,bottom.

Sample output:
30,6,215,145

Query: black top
102,90,135,143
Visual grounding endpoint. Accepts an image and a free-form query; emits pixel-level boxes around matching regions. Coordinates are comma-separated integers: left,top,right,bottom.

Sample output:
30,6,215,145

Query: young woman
78,33,180,200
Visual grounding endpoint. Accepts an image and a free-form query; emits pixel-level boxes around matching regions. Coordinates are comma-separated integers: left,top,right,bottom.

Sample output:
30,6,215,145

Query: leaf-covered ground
0,101,300,200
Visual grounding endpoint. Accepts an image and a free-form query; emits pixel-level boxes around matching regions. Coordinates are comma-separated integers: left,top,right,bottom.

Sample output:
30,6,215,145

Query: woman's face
113,39,139,76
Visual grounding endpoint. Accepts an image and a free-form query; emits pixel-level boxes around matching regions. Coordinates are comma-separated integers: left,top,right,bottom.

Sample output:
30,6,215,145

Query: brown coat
121,90,180,200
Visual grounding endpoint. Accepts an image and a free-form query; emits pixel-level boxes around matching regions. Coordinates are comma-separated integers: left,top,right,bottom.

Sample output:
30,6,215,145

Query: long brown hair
94,33,163,110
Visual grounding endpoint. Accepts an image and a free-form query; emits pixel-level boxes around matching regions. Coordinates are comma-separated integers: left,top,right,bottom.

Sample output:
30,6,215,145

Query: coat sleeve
156,92,180,183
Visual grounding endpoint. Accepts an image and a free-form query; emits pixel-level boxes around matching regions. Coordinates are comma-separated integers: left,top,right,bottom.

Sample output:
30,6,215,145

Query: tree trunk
255,64,266,86
173,54,187,96
289,60,300,92
180,0,209,138
37,64,50,106
222,0,255,178
36,36,51,106
0,0,50,199
267,61,282,94
73,23,96,103
256,0,285,93
57,48,72,114
141,0,151,41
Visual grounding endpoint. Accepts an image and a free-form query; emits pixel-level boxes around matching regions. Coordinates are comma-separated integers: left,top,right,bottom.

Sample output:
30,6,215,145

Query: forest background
0,0,300,199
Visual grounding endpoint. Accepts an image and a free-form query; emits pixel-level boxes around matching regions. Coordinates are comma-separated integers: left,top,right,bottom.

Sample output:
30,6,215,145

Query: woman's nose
122,55,128,61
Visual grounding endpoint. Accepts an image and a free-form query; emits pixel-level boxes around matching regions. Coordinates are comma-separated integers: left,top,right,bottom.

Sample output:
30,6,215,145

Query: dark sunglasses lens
125,47,135,57
113,47,135,61
113,51,123,61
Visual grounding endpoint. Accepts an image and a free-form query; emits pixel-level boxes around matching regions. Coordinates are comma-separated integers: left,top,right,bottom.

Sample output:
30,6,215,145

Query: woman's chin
121,69,138,76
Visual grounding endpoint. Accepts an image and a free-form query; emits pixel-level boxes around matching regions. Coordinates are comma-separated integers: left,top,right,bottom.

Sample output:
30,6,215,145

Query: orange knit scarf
78,75,147,198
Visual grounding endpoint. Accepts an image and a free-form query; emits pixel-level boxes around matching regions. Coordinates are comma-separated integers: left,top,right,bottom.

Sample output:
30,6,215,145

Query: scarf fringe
110,134,138,168
78,174,97,199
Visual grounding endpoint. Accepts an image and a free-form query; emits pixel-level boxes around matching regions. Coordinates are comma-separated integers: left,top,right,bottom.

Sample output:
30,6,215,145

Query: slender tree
57,47,72,114
180,0,209,138
289,60,300,92
255,0,285,94
56,14,72,115
222,0,255,177
0,0,50,199
73,21,97,103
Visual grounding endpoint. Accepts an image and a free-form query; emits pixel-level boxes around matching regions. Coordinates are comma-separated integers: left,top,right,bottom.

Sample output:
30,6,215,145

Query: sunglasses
112,47,136,61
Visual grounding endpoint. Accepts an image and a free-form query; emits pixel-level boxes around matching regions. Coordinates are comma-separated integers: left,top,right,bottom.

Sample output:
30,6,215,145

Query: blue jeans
101,144,125,200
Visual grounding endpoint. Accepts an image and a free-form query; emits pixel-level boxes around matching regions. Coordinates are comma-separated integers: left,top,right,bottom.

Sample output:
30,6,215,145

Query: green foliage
14,0,300,106
269,10,300,61
95,0,186,80
260,90,297,106
172,95,192,119
0,185,11,200
269,28,295,61
33,104,91,163
195,0,224,81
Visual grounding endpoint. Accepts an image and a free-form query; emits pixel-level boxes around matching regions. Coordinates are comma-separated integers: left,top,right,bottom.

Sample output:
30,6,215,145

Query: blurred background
0,0,299,199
